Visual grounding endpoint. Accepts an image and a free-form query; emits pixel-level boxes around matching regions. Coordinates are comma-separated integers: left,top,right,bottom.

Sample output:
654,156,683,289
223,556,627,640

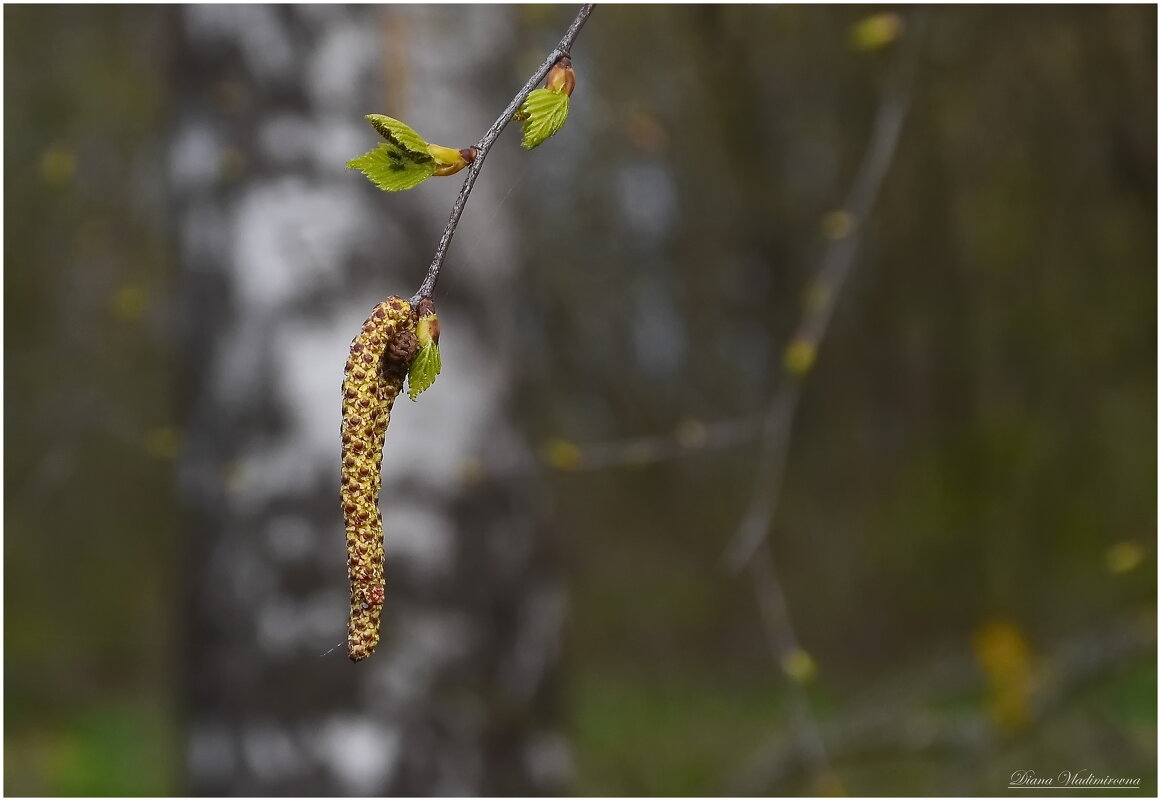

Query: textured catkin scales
341,297,419,662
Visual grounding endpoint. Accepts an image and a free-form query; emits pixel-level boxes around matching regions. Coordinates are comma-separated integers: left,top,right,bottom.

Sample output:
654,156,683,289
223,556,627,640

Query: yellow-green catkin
341,297,419,662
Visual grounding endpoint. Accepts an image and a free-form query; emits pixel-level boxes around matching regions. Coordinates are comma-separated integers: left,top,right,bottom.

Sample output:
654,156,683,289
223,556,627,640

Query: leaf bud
545,55,576,96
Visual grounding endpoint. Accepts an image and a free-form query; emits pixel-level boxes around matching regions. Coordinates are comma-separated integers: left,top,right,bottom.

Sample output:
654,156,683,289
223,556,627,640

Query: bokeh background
5,4,1157,796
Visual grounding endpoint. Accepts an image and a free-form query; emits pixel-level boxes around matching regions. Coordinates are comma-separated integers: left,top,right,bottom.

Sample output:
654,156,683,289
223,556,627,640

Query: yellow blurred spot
458,457,485,485
973,620,1030,677
972,619,1035,733
675,418,707,449
781,647,817,684
820,210,856,240
783,338,817,376
850,13,905,52
40,145,76,186
144,427,182,461
1106,541,1144,574
112,284,147,322
541,438,582,471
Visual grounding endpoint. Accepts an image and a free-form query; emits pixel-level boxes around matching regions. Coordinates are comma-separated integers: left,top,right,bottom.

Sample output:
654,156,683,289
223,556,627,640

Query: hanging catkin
340,297,419,662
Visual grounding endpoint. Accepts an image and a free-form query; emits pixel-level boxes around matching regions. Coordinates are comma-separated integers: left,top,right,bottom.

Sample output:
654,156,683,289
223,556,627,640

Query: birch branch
412,4,595,303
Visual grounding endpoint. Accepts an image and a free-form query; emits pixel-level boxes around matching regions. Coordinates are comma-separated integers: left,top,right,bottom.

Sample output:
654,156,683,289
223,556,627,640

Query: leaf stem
412,3,595,303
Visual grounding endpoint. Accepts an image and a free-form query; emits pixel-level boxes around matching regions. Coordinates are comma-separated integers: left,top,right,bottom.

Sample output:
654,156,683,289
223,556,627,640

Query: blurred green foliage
4,3,1156,796
5,6,177,795
571,669,791,795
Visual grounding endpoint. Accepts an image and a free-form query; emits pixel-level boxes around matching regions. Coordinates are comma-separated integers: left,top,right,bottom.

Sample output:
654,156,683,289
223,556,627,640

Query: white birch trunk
171,6,566,794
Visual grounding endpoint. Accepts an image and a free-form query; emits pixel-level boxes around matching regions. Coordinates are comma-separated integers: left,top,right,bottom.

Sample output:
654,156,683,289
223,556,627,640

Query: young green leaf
365,114,432,158
407,340,441,400
518,88,571,150
348,144,437,191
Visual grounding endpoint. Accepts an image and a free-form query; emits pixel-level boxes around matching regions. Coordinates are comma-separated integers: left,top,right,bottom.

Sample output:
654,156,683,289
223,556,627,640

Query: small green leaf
407,340,441,400
347,144,436,191
518,88,571,150
365,114,432,158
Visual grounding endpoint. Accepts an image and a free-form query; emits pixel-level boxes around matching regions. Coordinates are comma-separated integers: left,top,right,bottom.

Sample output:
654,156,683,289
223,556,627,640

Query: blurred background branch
525,21,930,792
723,10,929,573
730,612,1156,794
739,19,928,792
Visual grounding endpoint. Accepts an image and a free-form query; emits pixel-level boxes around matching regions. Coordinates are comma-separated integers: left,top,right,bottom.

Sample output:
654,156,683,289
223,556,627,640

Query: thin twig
722,12,928,573
553,415,764,471
752,541,833,787
412,4,595,303
729,17,930,795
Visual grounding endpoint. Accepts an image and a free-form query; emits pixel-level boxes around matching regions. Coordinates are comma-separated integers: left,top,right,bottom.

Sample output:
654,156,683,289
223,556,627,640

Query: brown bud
545,56,576,96
385,328,420,365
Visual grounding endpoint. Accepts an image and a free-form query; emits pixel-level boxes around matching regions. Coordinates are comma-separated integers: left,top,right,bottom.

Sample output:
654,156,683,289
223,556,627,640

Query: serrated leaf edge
347,144,436,192
407,341,442,401
365,114,433,164
519,88,571,150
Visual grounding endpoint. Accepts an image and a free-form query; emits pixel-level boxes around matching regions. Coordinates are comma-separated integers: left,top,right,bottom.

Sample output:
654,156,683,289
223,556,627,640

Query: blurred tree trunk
171,6,565,795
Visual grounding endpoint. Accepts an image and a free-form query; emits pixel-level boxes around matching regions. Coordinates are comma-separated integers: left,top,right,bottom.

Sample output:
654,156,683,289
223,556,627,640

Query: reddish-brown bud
415,298,440,346
385,328,419,366
545,56,576,96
